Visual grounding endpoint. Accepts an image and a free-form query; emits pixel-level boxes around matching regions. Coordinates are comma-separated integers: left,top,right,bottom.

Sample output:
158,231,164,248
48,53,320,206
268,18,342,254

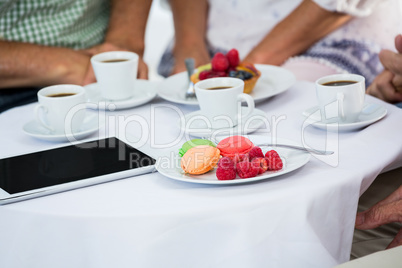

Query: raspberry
236,160,259,179
265,150,283,171
216,157,236,180
251,157,268,174
217,157,235,169
226,48,240,68
247,146,264,160
210,71,227,78
211,52,229,72
216,166,237,180
233,153,248,164
199,70,212,80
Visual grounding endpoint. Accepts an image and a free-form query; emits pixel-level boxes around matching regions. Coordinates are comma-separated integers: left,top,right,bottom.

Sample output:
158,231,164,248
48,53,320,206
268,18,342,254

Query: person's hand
243,44,276,65
170,44,210,75
355,185,402,249
367,34,402,103
81,42,148,85
366,70,402,103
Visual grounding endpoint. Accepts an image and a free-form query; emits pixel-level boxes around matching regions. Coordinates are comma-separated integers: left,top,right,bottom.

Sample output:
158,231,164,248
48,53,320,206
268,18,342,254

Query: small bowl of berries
190,49,261,94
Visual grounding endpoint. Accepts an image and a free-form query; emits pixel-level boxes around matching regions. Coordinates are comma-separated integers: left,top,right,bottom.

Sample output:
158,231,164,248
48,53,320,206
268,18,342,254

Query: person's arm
106,0,151,54
355,185,402,249
243,0,351,65
367,34,402,103
168,0,210,75
0,41,90,89
83,0,152,81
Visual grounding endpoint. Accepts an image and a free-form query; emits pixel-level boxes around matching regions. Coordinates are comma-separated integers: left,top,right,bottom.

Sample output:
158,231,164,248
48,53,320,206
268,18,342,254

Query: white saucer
179,107,268,137
302,103,387,132
85,79,157,110
23,113,100,142
158,64,296,106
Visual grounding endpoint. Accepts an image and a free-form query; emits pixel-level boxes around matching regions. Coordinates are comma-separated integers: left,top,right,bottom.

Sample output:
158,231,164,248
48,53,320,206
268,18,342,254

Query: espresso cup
91,51,139,101
35,85,86,134
194,77,255,129
316,74,365,123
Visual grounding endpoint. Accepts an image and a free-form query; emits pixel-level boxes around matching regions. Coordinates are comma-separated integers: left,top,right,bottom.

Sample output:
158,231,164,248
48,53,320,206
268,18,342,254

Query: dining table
1,78,402,268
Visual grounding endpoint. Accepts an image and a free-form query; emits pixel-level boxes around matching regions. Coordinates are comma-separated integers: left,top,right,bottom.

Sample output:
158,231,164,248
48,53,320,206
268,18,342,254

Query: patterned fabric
302,39,383,87
0,0,111,113
0,0,110,49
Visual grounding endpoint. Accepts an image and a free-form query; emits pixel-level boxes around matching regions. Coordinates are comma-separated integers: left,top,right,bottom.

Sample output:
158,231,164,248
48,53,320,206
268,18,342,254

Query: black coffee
322,80,357,86
102,59,129,63
207,86,233,90
47,93,76,97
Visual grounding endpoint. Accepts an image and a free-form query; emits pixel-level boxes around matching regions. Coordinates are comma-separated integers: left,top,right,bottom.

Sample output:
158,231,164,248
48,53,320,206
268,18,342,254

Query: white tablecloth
1,81,401,268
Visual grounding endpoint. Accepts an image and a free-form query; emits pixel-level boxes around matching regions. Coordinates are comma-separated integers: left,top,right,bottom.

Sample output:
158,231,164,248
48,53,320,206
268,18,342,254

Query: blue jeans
0,87,39,113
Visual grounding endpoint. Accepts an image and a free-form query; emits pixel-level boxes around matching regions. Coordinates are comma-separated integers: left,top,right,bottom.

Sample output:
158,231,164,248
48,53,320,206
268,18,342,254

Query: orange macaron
217,136,254,158
181,145,221,175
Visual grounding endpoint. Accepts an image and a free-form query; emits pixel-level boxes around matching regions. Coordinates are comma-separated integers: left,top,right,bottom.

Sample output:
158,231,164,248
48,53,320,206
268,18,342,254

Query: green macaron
179,139,216,157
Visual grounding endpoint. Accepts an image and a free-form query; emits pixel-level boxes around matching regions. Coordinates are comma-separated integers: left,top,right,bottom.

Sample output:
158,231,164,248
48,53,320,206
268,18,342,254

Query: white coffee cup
316,74,365,123
194,77,255,129
35,85,86,134
91,51,139,101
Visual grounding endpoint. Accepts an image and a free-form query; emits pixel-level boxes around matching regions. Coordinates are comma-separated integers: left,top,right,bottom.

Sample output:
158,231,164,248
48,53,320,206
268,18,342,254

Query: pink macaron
217,136,254,158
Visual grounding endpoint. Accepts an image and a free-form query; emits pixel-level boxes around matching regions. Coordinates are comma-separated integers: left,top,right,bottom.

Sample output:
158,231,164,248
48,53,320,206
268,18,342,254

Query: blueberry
228,70,238,78
243,71,253,80
236,72,245,80
228,70,253,80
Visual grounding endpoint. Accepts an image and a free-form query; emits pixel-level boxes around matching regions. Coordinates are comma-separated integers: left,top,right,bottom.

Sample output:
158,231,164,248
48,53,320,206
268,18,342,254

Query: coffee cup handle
34,105,55,132
237,93,255,119
337,92,345,121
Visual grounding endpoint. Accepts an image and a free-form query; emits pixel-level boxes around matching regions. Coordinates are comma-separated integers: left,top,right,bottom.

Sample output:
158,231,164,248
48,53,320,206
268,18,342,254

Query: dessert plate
23,113,100,142
155,135,311,185
158,64,296,105
302,103,387,132
179,107,268,137
85,79,157,110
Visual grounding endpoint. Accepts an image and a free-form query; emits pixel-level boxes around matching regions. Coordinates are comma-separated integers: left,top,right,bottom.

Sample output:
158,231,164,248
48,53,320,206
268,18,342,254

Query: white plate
85,79,157,110
155,135,311,185
23,113,100,142
180,107,268,137
302,103,387,132
157,64,296,106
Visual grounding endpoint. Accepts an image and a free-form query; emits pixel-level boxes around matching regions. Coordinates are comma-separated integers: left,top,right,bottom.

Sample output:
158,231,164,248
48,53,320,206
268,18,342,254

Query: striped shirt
0,0,110,49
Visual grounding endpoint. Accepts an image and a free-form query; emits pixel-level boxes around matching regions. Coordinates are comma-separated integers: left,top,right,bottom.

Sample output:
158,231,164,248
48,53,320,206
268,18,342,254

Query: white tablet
0,137,156,205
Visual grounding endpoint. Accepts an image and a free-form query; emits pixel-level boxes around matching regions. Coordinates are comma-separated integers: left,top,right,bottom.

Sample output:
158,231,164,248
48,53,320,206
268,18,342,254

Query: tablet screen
0,137,155,194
